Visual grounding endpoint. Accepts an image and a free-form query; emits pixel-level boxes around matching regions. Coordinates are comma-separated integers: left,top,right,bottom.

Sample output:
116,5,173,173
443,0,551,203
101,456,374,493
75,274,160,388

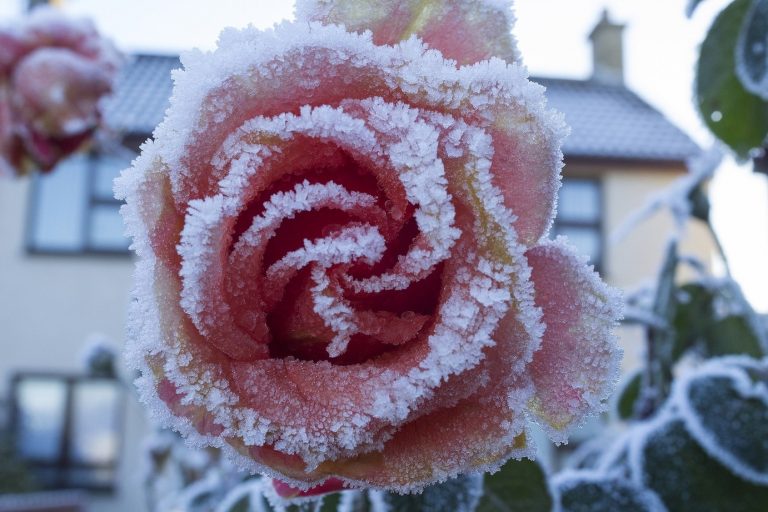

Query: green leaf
736,0,768,99
477,459,553,512
678,360,768,483
616,370,642,420
696,0,768,158
671,284,762,359
555,473,664,512
671,284,714,360
707,315,764,357
319,493,343,512
224,495,251,512
638,417,768,511
375,474,483,512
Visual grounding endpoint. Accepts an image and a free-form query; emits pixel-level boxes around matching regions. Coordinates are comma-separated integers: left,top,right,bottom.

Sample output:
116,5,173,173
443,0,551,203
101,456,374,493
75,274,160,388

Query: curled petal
526,239,623,442
296,0,520,65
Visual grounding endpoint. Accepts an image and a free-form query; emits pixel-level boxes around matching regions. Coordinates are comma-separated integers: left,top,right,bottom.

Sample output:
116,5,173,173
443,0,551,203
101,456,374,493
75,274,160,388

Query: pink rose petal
296,0,520,65
526,239,622,442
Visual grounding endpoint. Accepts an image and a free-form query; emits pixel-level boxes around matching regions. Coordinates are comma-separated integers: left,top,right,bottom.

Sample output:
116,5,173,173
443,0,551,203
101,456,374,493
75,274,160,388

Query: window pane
29,155,88,251
93,154,130,201
66,467,116,489
89,204,130,251
556,226,602,266
16,378,68,461
558,179,600,222
71,381,120,465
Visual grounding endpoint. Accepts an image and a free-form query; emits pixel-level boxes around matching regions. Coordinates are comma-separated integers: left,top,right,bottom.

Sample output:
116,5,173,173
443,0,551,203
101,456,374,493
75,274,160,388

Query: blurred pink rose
117,0,622,495
0,7,120,176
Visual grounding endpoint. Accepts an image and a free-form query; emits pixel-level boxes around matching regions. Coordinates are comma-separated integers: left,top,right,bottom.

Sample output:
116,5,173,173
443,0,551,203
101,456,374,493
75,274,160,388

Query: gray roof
104,55,700,162
534,77,700,162
103,54,179,134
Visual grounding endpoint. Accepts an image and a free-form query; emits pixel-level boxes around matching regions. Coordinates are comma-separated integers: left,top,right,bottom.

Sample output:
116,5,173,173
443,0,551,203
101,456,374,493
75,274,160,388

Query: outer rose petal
526,239,623,442
296,0,520,65
272,478,346,499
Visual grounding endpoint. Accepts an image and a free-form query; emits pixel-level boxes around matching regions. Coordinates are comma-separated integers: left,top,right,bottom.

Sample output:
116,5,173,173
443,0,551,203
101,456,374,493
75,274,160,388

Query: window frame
553,176,604,272
8,371,125,493
25,151,132,257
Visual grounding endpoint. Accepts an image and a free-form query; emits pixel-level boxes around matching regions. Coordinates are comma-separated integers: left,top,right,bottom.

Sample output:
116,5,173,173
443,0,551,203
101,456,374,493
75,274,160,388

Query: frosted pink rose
0,7,120,176
117,0,621,494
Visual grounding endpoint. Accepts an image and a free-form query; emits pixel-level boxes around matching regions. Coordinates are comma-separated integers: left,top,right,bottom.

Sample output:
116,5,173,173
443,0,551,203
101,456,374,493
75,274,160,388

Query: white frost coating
553,469,668,512
594,430,634,476
344,98,461,294
266,224,385,281
671,356,768,485
736,0,768,100
626,406,679,492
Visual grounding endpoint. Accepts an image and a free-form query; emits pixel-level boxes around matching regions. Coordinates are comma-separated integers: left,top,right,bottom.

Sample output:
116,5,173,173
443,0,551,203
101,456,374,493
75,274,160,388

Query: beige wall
0,178,150,512
564,160,716,374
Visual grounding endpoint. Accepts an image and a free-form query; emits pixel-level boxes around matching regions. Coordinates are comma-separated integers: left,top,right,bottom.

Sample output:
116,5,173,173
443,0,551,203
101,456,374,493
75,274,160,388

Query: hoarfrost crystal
117,0,622,494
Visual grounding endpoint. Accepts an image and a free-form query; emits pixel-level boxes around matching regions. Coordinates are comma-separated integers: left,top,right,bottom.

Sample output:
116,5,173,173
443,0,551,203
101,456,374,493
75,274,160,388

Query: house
0,12,712,512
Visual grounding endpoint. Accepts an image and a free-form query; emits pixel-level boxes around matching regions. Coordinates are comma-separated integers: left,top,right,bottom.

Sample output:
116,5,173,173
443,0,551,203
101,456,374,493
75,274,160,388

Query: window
553,178,603,271
27,151,132,255
9,373,124,492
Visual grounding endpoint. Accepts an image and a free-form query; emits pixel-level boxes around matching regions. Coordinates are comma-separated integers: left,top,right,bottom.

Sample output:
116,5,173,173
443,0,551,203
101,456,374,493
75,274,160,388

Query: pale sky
2,0,767,311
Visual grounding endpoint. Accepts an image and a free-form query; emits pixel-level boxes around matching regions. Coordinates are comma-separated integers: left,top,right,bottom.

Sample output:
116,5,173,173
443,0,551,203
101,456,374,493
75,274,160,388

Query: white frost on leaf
553,469,667,512
672,356,768,485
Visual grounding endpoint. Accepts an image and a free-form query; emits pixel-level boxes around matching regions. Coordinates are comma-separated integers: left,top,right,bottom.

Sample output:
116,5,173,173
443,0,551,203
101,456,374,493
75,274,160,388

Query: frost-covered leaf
707,315,764,357
554,471,666,512
371,474,483,512
616,370,642,420
675,357,768,485
476,459,553,512
736,0,768,99
672,284,763,359
635,416,768,512
696,0,768,159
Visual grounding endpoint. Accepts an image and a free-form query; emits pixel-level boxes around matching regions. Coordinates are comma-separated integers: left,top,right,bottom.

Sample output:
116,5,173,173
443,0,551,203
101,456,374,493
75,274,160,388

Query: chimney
588,9,625,85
